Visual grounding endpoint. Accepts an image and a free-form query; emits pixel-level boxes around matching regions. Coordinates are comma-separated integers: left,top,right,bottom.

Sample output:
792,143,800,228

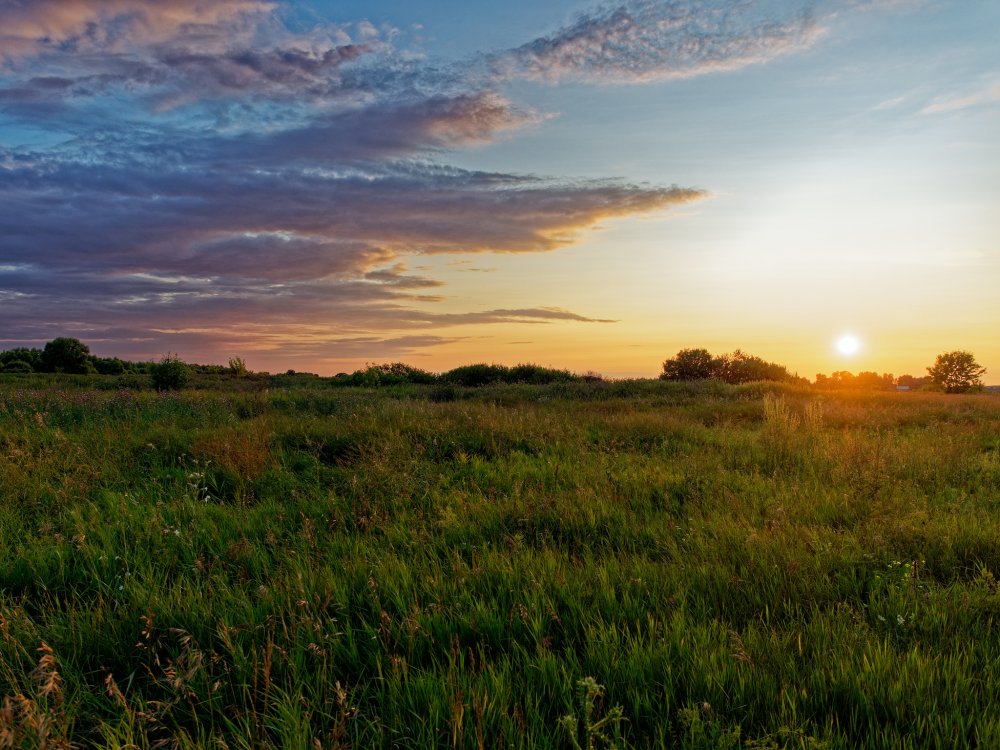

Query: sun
835,334,861,356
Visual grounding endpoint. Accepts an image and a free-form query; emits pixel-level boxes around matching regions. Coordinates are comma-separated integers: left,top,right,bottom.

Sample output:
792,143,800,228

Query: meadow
1,375,999,748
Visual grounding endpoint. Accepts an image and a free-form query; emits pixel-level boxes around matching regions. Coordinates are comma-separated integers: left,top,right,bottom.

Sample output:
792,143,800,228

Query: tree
660,348,719,381
927,351,986,393
150,353,192,391
0,347,42,371
228,357,249,377
715,349,793,384
40,337,91,373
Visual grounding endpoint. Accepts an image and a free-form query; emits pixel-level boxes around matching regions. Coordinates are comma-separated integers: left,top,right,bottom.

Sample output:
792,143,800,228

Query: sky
0,0,997,379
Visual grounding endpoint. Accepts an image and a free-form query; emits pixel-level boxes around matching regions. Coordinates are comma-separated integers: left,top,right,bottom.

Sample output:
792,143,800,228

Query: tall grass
1,380,999,747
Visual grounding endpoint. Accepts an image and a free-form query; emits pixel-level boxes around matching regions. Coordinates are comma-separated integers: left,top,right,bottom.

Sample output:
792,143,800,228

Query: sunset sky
1,0,997,379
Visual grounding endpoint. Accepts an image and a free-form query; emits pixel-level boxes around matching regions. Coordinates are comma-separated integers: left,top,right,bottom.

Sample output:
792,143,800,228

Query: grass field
1,376,999,748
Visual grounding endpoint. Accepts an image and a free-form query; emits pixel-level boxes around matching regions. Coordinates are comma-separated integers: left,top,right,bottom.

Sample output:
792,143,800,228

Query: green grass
1,378,999,748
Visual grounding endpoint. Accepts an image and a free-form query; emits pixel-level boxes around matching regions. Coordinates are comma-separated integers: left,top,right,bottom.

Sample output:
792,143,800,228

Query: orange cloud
0,0,272,62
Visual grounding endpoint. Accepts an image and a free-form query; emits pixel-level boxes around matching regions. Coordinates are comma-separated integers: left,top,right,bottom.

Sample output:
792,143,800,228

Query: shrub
228,357,250,377
2,359,32,373
441,363,511,387
150,353,192,391
334,363,436,387
508,363,578,384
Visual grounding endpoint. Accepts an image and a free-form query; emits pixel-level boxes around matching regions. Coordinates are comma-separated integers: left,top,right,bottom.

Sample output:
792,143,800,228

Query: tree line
0,337,989,393
660,348,987,393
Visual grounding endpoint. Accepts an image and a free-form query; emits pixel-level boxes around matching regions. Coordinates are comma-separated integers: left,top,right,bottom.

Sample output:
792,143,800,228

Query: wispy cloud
921,80,1000,115
492,0,824,84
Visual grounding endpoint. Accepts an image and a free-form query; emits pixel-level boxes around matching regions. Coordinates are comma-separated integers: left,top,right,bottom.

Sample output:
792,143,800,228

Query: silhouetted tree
40,337,91,373
715,349,793,384
927,351,986,393
660,348,718,381
0,347,42,371
91,356,131,375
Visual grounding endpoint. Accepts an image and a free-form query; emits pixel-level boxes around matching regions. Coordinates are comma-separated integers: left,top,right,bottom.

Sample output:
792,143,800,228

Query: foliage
660,348,719,381
0,347,42,371
90,356,131,375
663,348,797,384
440,363,515,386
896,374,932,389
815,371,895,391
228,357,249,377
1,359,33,373
715,349,795,384
40,337,91,374
560,677,630,750
927,350,986,393
149,353,192,391
441,362,579,387
335,362,437,387
1,381,1000,747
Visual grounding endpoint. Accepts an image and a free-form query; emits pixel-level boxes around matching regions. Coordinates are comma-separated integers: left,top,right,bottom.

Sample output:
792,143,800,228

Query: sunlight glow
835,334,861,356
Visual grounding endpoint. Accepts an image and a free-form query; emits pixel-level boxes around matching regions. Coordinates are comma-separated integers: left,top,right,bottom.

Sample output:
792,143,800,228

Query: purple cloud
1,0,770,370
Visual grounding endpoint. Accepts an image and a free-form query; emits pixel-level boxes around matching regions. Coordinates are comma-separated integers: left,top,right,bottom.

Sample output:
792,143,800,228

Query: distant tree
91,356,130,375
40,337,91,373
896,374,931,389
228,357,249,377
927,351,986,393
660,348,718,381
855,371,895,391
0,347,42,371
715,349,793,384
150,353,192,391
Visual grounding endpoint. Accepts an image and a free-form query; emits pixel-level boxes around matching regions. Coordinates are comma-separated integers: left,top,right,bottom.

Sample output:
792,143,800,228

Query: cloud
201,91,540,164
0,1,274,65
0,147,700,365
0,0,389,118
921,81,1000,115
492,0,824,84
1,0,741,370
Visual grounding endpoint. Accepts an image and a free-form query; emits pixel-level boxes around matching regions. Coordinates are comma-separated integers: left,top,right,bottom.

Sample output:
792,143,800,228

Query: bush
441,363,580,387
335,362,437,387
441,364,511,387
2,359,33,374
150,354,192,391
228,357,250,377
